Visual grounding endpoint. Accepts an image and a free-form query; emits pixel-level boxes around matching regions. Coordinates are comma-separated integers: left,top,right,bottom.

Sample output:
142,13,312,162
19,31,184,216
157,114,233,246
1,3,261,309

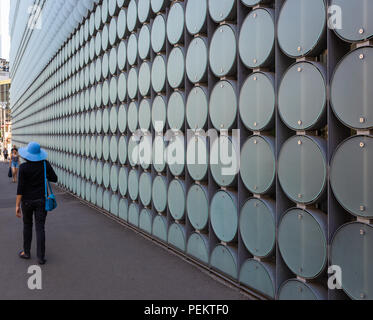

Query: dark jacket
17,160,58,201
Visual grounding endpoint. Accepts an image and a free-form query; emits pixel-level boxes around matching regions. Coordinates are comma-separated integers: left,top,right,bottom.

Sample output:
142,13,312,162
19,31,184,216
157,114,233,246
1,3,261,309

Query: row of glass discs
9,0,290,300
11,0,281,297
18,0,367,135
275,0,330,297
233,1,277,296
12,0,373,300
13,0,373,126
328,0,373,301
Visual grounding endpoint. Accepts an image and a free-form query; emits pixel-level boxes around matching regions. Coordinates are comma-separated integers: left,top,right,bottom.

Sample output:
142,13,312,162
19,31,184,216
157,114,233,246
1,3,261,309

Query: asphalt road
0,162,246,300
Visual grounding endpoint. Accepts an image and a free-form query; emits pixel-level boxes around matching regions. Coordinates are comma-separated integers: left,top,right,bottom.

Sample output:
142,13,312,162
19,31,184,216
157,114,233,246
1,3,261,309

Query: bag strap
44,161,54,198
44,161,48,198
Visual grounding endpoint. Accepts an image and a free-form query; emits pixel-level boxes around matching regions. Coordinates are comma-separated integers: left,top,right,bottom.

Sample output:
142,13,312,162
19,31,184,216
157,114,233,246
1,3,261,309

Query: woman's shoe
19,251,31,260
38,259,47,265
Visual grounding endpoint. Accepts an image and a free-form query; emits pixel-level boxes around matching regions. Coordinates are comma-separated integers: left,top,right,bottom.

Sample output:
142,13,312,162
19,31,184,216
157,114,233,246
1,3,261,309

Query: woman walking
9,147,20,183
3,148,8,161
16,142,58,265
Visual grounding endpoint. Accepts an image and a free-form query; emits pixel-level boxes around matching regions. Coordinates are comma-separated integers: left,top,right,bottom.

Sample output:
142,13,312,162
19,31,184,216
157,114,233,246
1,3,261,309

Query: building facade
0,66,11,151
10,0,373,300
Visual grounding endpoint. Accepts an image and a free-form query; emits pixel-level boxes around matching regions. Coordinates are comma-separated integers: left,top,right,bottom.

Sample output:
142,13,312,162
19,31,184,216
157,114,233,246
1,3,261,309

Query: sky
0,0,10,61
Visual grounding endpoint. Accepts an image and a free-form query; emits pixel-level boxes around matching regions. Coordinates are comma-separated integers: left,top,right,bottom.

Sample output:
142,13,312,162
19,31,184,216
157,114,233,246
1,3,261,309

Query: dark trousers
22,199,47,259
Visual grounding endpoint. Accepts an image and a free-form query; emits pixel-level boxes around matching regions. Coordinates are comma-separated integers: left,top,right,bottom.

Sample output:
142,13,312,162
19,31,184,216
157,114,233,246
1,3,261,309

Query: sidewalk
0,162,246,300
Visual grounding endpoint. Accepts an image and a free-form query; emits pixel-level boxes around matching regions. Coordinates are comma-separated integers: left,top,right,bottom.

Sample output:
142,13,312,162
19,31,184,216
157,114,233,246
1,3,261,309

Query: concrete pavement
0,162,246,300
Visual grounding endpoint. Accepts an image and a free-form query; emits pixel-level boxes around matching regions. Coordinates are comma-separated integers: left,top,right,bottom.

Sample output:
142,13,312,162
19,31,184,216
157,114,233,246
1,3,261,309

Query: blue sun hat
19,142,48,162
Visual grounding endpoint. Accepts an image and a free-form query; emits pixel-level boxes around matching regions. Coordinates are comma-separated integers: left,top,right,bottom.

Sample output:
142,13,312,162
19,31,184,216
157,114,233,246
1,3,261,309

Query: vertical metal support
274,0,294,298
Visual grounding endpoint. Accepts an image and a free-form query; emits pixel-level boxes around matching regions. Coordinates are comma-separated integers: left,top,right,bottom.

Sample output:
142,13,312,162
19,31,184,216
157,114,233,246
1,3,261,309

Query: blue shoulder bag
44,161,57,212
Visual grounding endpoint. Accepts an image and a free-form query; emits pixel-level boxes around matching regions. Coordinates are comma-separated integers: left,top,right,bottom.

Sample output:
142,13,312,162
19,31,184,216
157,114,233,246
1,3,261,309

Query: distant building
0,59,9,81
0,77,11,149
